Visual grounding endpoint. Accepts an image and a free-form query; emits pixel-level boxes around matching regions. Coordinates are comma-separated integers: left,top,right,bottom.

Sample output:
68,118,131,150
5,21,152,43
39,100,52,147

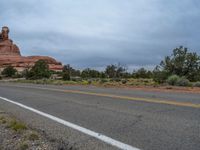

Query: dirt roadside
0,110,74,150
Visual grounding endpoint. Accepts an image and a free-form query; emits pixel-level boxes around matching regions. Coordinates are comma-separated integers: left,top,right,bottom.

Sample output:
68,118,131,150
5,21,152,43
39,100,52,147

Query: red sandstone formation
0,27,21,56
0,26,63,72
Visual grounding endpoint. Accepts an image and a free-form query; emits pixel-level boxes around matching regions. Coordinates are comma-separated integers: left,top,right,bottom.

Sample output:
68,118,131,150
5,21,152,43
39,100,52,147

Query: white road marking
0,96,140,150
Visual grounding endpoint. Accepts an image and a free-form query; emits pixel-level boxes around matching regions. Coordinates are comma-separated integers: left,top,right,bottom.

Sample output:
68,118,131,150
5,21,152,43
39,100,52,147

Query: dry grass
7,120,27,132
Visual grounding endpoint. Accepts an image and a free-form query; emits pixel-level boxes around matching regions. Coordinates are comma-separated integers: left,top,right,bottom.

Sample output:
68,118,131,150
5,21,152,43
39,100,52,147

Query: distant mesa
0,26,63,72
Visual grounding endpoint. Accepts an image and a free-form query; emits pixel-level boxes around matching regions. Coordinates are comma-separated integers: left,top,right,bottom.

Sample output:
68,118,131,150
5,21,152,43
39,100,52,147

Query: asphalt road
0,82,199,150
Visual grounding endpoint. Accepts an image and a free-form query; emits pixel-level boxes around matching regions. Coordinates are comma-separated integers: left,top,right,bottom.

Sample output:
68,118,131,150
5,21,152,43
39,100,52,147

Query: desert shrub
8,120,27,131
176,77,190,86
121,79,127,84
133,68,153,79
62,72,70,81
2,66,17,77
110,78,121,82
26,60,51,79
110,78,114,82
71,77,82,82
88,80,92,84
153,69,169,83
28,132,39,141
167,75,180,85
81,80,89,85
100,79,108,83
12,73,23,78
193,82,200,87
111,78,121,82
71,78,77,82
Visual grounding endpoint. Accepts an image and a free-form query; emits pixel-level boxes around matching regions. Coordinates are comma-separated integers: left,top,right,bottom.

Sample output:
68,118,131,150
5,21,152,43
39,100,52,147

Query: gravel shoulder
0,99,117,150
0,110,73,150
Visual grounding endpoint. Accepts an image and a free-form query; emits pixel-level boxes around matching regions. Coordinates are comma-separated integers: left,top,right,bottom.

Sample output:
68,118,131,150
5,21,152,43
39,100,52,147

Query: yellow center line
45,88,200,109
2,84,200,109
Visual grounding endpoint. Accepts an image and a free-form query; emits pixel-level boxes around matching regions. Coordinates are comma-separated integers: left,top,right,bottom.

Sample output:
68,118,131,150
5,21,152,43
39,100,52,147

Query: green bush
153,70,169,83
121,79,127,84
88,80,92,84
111,78,121,82
12,73,23,78
110,78,121,82
26,60,51,79
176,77,190,86
100,79,108,84
71,77,82,82
62,72,70,81
193,82,200,87
167,75,180,85
1,66,17,77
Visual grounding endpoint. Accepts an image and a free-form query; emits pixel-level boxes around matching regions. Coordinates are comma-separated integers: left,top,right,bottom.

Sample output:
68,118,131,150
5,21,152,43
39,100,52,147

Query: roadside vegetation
1,46,200,88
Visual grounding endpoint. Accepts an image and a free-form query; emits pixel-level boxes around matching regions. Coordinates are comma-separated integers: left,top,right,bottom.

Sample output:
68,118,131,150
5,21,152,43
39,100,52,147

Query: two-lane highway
0,82,199,150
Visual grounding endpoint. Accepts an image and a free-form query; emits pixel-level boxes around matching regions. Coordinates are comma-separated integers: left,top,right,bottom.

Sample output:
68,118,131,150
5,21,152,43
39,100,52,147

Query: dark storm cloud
1,0,200,70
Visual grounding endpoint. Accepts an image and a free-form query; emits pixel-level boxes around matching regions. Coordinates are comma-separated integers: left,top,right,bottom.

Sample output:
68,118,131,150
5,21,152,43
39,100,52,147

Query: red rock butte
0,26,63,72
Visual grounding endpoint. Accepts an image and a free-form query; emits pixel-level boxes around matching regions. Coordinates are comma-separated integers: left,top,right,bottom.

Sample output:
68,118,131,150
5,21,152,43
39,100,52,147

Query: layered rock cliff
0,26,63,72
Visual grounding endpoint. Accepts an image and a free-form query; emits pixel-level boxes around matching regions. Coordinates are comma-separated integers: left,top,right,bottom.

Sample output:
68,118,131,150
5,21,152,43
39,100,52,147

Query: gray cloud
1,0,200,70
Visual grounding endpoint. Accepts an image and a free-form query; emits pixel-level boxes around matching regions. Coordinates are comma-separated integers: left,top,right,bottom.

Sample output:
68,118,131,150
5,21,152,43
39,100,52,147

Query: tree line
1,46,200,85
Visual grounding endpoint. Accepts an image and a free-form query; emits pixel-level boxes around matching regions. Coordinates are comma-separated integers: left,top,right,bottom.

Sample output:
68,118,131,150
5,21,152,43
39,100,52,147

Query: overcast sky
1,0,200,70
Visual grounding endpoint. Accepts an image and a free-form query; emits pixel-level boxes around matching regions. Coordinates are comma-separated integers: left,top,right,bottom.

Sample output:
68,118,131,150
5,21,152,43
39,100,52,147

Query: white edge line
0,96,140,150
